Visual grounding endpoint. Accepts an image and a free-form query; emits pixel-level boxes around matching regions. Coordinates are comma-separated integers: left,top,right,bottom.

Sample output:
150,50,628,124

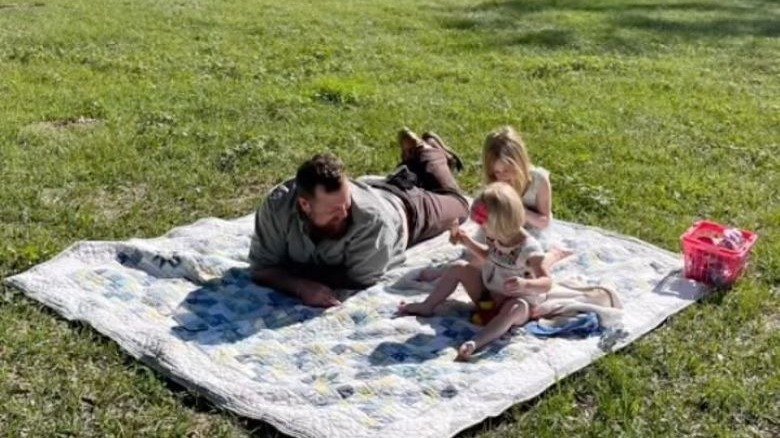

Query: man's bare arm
251,266,341,308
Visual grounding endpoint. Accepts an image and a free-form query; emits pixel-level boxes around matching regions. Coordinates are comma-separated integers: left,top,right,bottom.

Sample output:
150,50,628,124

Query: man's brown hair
295,153,346,198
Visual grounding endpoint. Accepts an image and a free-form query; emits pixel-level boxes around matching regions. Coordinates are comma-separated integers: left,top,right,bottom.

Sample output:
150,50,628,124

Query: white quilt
5,215,705,438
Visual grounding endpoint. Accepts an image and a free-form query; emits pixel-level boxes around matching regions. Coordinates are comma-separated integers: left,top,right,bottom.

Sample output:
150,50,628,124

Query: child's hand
503,277,528,295
449,220,465,245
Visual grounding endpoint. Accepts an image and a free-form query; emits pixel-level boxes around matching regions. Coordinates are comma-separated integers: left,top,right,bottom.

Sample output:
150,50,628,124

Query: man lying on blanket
248,129,469,307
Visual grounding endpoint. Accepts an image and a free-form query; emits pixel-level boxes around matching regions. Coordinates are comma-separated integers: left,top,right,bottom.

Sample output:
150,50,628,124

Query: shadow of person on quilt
171,267,323,345
368,309,482,365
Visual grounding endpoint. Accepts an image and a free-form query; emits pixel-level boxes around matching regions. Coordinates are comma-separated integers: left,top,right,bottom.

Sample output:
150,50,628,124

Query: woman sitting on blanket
420,125,570,282
399,183,622,360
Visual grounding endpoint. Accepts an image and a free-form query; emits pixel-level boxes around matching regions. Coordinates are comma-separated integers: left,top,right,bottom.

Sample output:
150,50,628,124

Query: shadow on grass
468,0,765,15
617,14,780,38
439,0,779,53
511,28,575,48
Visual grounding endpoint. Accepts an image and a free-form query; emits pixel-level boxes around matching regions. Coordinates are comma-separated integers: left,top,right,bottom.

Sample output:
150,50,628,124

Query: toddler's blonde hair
477,182,526,243
483,126,533,196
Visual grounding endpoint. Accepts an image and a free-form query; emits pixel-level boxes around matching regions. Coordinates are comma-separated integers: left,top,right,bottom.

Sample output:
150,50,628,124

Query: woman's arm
524,175,552,229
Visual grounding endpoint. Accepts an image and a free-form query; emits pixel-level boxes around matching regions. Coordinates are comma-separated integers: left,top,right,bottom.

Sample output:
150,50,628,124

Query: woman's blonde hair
483,126,533,196
477,182,526,243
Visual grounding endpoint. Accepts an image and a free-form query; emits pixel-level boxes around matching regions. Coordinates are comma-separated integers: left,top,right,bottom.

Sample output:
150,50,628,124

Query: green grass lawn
1,0,778,436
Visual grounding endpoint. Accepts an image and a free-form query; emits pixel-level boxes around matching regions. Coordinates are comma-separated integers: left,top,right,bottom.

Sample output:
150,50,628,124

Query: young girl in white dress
400,182,553,360
419,126,570,283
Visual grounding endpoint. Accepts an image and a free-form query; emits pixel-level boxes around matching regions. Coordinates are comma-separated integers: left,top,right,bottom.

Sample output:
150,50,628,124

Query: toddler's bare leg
400,262,483,315
458,298,530,360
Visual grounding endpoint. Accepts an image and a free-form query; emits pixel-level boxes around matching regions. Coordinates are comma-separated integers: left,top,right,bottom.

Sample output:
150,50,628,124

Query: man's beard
309,218,349,240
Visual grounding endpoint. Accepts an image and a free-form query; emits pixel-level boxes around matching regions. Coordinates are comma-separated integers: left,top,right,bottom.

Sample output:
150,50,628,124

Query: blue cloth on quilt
525,312,601,338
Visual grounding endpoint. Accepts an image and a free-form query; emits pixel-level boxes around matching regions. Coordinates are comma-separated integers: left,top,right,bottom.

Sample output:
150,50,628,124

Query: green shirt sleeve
248,198,287,271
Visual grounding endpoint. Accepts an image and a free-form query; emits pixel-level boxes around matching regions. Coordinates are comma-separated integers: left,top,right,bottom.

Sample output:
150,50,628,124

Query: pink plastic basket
680,220,758,288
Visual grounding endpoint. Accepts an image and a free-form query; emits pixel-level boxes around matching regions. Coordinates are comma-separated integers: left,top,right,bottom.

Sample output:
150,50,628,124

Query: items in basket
681,221,758,288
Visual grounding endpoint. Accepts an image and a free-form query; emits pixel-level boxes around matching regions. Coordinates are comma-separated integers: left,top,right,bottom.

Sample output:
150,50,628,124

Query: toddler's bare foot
417,267,444,282
397,301,434,316
548,246,574,263
456,340,477,361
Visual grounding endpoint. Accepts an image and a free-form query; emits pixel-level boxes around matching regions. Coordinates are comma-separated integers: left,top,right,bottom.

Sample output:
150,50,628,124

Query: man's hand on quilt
299,281,342,308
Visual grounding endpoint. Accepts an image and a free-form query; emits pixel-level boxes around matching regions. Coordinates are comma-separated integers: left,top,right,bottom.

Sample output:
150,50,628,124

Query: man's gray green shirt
248,179,407,286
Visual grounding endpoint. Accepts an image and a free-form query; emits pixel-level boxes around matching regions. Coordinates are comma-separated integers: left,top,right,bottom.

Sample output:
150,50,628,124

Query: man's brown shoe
398,127,425,163
423,131,464,172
